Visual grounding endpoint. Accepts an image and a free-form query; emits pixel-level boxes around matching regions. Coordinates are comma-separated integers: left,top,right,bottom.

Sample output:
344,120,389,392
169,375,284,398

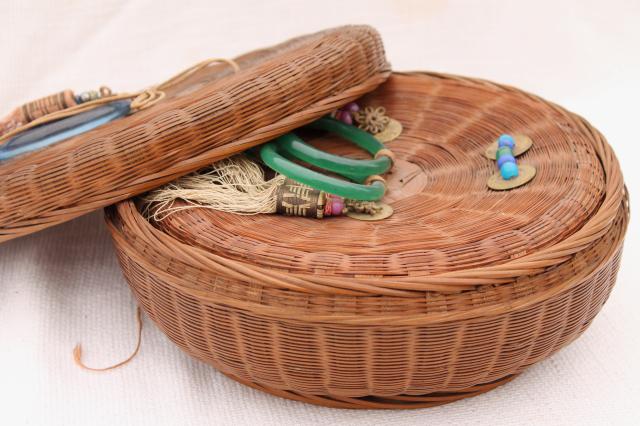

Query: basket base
224,372,518,409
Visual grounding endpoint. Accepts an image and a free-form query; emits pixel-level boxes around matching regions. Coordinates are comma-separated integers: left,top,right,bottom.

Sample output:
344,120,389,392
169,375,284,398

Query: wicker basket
105,72,628,409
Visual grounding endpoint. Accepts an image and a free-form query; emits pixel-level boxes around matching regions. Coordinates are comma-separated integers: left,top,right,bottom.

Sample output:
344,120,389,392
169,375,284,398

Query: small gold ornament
346,202,394,221
487,165,536,190
354,106,390,134
373,118,403,143
484,134,533,159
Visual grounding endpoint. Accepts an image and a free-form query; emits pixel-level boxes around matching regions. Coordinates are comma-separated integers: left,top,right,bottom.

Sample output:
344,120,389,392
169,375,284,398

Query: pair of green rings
259,116,394,201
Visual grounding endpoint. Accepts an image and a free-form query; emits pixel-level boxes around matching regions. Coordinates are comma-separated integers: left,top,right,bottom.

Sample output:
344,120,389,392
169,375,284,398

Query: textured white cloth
1,1,639,425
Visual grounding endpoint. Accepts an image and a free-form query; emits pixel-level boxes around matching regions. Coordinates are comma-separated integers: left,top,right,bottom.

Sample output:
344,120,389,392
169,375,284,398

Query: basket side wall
112,236,622,398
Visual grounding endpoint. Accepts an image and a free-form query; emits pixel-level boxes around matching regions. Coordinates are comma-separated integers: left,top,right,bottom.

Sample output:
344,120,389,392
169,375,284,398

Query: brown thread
73,306,143,372
131,58,240,112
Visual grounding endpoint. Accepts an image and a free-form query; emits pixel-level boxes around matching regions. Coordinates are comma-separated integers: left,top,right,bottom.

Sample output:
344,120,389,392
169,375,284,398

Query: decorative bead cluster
495,134,519,180
333,103,399,142
345,199,384,215
333,102,360,125
322,194,388,218
76,86,113,104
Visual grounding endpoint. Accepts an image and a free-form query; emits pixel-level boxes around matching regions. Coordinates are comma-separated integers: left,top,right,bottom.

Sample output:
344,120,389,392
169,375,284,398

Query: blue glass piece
0,100,131,162
496,146,512,160
500,162,519,180
497,154,516,168
498,134,515,149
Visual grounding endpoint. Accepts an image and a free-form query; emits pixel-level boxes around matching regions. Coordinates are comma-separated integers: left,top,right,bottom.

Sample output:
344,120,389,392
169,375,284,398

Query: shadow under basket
105,72,629,409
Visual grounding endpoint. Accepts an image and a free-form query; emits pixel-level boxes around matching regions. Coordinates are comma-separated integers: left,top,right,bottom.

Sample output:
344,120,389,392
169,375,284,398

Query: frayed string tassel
143,154,286,220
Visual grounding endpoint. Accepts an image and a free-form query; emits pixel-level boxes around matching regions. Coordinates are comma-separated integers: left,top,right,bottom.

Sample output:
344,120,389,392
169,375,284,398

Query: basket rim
107,196,627,325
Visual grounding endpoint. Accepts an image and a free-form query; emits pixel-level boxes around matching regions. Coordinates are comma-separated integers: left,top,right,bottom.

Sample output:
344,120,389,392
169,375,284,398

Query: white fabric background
1,1,639,425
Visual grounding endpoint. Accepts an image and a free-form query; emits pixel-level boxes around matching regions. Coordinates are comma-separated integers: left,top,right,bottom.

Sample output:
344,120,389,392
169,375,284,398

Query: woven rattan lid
146,72,625,294
0,25,390,243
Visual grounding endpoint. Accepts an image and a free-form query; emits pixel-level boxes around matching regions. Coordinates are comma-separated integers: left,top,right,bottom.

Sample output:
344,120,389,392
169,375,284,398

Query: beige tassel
143,154,391,221
144,155,288,220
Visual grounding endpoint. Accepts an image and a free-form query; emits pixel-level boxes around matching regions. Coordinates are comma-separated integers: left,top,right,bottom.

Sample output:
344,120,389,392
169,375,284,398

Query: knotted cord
0,58,239,144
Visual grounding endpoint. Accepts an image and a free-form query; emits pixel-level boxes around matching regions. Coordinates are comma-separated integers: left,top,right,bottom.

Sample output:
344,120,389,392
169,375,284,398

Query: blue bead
496,146,512,160
498,134,515,149
500,162,519,180
497,154,516,168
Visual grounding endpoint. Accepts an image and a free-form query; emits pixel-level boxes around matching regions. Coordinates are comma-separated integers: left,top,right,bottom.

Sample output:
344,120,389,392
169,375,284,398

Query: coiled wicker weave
106,72,628,409
0,26,389,242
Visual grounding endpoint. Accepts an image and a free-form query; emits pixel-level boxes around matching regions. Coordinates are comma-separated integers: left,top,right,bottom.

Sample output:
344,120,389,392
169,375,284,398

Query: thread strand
73,306,143,372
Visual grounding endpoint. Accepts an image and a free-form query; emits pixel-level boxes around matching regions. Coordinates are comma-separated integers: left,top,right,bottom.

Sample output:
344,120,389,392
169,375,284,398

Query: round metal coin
484,134,533,159
487,164,537,190
374,118,403,143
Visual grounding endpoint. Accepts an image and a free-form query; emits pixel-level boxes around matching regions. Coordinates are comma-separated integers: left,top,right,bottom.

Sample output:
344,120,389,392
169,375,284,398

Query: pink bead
345,102,360,112
339,111,353,125
331,200,345,215
324,194,345,216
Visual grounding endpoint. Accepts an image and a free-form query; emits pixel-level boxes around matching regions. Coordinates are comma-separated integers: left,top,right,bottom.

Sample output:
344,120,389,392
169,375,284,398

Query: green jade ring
259,116,393,201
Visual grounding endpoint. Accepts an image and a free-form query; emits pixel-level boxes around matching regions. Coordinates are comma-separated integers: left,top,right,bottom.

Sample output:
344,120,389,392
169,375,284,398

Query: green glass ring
294,116,393,183
259,116,392,201
260,142,386,201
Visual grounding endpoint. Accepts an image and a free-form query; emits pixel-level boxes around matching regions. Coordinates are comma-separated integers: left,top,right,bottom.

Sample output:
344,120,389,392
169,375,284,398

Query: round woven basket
105,72,628,409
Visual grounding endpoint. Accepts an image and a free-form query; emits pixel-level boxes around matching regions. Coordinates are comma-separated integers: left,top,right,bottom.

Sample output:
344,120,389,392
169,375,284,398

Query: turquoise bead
496,146,512,160
498,134,515,149
500,162,519,180
497,154,516,168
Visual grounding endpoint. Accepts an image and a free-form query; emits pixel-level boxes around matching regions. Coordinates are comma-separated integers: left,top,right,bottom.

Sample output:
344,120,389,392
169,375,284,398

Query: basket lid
137,72,625,297
0,25,390,243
